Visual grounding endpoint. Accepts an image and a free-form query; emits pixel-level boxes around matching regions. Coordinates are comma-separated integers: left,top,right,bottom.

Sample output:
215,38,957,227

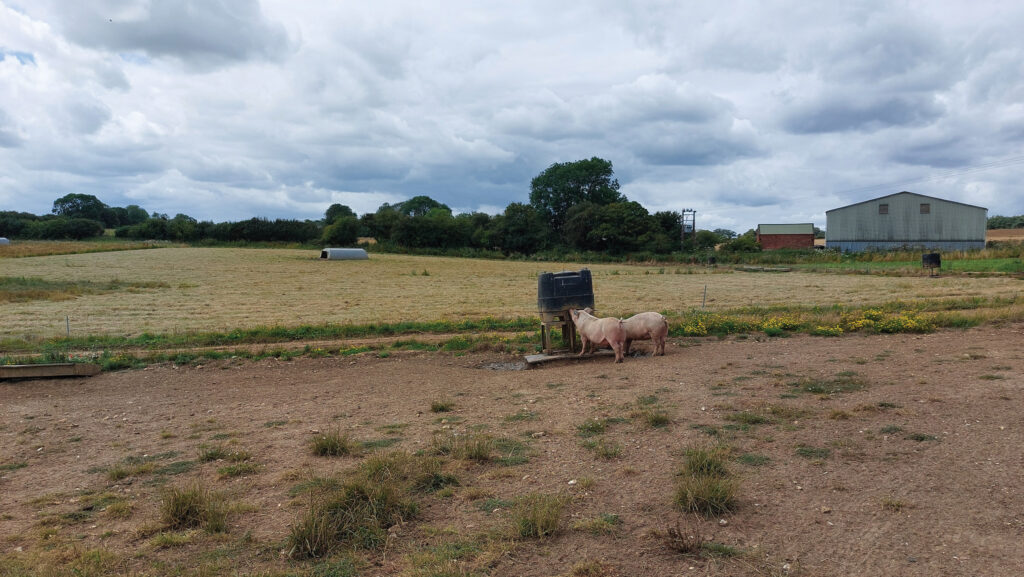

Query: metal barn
825,191,987,252
756,223,815,250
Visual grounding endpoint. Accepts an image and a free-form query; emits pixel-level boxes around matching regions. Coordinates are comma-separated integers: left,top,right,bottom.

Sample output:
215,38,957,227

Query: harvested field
2,324,1022,576
987,229,1024,242
2,247,1023,339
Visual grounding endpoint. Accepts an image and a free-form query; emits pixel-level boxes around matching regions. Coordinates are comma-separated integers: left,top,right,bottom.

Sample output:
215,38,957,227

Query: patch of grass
723,411,771,425
828,410,852,420
492,437,530,466
360,438,402,450
154,460,196,476
636,394,659,406
311,429,359,457
514,493,567,538
576,418,608,437
795,445,831,459
198,445,251,463
160,483,227,533
690,424,720,436
217,462,260,478
107,461,155,481
412,471,460,494
377,422,409,435
682,446,731,478
675,445,737,517
905,433,938,442
263,420,288,428
565,560,614,576
881,496,909,512
572,513,622,535
581,437,623,459
309,556,360,577
673,475,738,516
879,425,903,434
979,374,1005,380
477,497,516,513
430,399,455,413
504,409,538,422
735,453,770,467
150,531,194,548
105,500,133,519
101,450,181,481
0,275,169,303
405,539,483,577
289,476,345,498
631,406,671,428
287,451,425,558
0,462,27,472
430,432,500,463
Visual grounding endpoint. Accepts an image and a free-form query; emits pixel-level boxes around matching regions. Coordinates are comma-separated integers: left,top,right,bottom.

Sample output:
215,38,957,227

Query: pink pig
570,308,626,363
622,312,669,356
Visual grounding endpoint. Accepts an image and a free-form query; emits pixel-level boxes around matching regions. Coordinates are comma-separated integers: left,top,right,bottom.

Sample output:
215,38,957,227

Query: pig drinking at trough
569,308,626,363
622,312,669,355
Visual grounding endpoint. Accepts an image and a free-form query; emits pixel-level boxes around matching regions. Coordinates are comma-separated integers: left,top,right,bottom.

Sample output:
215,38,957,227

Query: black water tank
537,269,595,312
922,253,941,269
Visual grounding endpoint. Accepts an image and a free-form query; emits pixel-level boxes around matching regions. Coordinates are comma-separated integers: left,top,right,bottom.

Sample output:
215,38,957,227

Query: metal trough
0,363,101,380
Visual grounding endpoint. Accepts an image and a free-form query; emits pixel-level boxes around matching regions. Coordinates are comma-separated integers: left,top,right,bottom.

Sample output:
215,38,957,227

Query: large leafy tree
324,203,356,225
529,157,624,233
52,193,107,222
563,201,653,253
489,203,551,254
395,195,450,217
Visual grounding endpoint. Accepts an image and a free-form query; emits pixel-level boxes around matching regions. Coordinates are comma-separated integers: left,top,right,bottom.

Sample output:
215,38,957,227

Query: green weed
514,493,567,538
160,483,227,533
311,429,359,457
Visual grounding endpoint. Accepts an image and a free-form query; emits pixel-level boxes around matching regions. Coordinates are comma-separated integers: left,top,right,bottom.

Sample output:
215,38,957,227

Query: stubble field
2,246,1023,341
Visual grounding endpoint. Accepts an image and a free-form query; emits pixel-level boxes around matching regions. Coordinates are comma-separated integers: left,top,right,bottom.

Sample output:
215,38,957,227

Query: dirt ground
2,324,1023,576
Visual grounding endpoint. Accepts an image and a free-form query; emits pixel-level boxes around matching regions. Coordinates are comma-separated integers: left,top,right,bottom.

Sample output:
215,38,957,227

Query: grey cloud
62,99,112,135
782,94,945,134
0,110,24,148
629,126,761,167
889,136,974,168
822,19,958,91
47,0,290,68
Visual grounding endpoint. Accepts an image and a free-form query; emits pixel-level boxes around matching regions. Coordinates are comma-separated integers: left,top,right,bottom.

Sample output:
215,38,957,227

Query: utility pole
681,209,696,250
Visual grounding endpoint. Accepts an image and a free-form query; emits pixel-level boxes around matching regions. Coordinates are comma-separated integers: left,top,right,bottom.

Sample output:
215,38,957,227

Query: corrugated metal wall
826,192,986,251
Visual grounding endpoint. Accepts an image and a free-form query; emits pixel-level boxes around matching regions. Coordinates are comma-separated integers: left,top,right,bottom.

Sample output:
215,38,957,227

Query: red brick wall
757,234,815,250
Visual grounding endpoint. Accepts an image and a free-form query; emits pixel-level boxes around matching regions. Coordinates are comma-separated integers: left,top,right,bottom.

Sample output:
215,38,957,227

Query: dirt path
2,324,1023,576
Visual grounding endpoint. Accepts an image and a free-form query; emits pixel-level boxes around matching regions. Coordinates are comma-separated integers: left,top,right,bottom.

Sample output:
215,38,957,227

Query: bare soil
2,325,1023,576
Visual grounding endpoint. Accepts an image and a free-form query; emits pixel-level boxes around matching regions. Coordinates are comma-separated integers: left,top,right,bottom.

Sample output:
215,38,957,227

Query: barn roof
757,223,814,235
826,191,987,214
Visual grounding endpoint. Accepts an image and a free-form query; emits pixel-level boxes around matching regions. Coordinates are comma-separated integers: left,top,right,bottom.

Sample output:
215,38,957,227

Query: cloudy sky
2,0,1023,232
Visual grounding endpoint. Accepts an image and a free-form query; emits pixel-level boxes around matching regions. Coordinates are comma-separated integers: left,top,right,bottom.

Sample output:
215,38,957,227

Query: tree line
5,158,1019,253
0,159,757,255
